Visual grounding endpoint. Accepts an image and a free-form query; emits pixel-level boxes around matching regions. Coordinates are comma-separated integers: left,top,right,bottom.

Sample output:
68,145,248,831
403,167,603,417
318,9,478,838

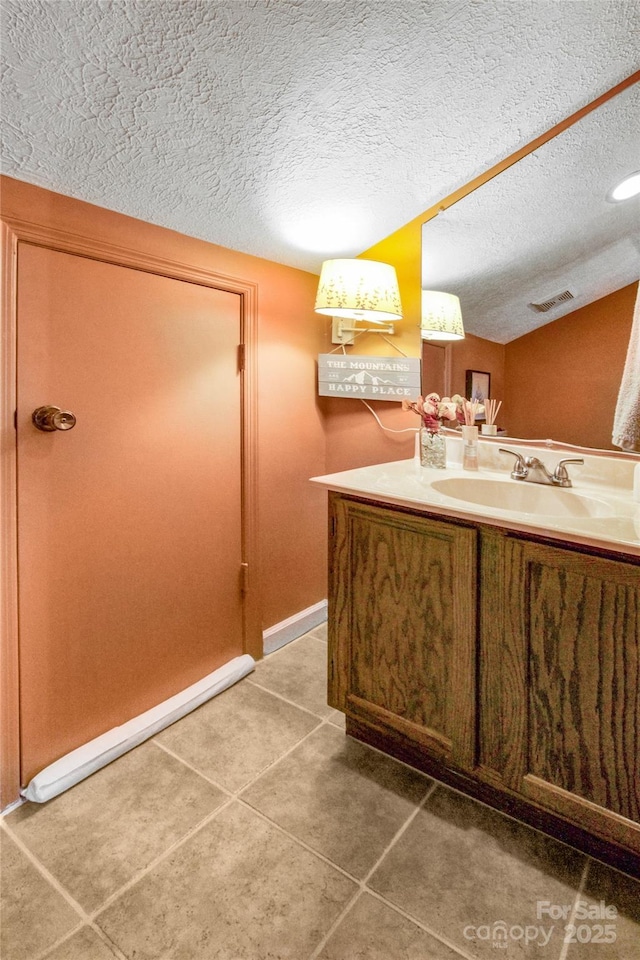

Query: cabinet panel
328,495,477,768
478,529,522,776
507,541,640,826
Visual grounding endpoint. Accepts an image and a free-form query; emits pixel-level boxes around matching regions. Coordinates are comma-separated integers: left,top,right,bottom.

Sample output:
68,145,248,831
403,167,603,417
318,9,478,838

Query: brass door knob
32,405,77,432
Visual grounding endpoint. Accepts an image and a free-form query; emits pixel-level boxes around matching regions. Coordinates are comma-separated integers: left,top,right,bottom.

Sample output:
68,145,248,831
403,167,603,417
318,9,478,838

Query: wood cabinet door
501,538,640,852
329,495,477,770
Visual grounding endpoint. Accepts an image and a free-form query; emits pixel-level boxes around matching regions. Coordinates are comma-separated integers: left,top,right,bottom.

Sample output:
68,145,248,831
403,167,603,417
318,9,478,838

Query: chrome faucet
550,458,586,488
499,448,527,480
499,449,584,487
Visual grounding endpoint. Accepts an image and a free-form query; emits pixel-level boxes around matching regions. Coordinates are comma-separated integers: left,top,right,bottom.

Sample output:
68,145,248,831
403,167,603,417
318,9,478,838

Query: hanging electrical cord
326,332,418,436
378,334,409,357
360,399,418,434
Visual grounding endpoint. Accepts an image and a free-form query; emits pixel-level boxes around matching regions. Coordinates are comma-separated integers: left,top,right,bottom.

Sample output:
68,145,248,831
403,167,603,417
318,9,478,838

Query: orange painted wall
1,176,329,632
321,397,415,474
448,334,506,415
504,283,637,449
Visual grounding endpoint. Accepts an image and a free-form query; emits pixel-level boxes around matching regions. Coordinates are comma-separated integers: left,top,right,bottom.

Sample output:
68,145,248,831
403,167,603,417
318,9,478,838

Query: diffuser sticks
462,399,481,425
483,398,502,426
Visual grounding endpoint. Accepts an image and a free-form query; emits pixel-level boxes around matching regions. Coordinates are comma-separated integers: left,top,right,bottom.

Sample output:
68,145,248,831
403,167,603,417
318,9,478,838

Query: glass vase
420,427,446,469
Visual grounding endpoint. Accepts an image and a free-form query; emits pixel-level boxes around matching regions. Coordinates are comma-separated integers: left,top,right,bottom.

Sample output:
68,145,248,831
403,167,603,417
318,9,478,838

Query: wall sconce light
315,258,403,345
421,290,465,341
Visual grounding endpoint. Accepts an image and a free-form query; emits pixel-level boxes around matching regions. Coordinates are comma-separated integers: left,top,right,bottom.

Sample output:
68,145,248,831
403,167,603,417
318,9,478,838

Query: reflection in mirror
422,342,447,398
421,81,640,451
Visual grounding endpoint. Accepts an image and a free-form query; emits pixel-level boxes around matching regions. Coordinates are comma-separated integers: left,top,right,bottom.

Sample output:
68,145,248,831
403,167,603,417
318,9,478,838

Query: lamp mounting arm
331,317,395,345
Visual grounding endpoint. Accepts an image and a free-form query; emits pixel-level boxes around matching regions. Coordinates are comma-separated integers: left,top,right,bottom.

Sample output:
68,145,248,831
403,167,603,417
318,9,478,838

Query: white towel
612,282,640,451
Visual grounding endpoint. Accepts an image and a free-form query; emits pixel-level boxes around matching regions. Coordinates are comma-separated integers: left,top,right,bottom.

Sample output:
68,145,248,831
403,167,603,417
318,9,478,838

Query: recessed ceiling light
607,171,640,202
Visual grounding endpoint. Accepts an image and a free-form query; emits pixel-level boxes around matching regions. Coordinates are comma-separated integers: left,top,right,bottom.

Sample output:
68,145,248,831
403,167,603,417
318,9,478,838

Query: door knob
32,405,77,432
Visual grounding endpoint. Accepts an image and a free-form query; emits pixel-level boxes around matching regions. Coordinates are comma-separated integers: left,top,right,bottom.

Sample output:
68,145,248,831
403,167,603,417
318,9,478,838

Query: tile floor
2,624,639,960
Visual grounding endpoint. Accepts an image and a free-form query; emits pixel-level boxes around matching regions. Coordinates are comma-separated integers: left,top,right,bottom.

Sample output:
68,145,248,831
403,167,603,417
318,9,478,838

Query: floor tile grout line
557,857,591,960
30,925,86,960
231,711,421,812
87,722,340,919
24,721,339,928
150,739,235,796
232,717,329,795
11,716,435,946
282,708,620,891
361,779,438,887
154,712,340,802
353,780,482,959
236,798,363,886
33,920,129,960
365,744,597,874
2,760,238,955
248,783,491,915
2,755,240,939
363,887,480,960
1,819,91,925
1,639,331,931
245,675,335,720
84,795,237,921
305,867,478,960
87,792,370,947
305,777,476,960
96,780,473,960
306,888,365,960
86,921,129,960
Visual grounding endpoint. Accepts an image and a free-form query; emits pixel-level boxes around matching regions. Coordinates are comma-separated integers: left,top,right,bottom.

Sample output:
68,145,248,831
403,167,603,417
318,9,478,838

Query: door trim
0,217,260,807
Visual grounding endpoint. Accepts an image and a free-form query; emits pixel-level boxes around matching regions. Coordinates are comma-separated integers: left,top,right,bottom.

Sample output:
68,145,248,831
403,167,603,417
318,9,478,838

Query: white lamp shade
421,291,465,340
315,259,403,323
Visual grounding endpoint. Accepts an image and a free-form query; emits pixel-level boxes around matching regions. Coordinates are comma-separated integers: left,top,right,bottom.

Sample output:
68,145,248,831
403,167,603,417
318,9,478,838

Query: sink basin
430,477,614,518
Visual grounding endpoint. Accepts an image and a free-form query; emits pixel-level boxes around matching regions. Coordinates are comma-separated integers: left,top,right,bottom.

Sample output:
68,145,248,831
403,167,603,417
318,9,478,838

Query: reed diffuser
481,398,502,436
462,399,481,425
461,399,480,471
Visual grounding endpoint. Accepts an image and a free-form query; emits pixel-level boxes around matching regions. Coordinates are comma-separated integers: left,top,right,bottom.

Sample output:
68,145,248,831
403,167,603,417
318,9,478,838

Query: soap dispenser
461,425,479,471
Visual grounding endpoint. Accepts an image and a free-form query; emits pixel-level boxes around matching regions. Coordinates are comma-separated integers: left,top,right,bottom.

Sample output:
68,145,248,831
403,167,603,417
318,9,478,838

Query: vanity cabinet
328,492,640,873
329,495,477,770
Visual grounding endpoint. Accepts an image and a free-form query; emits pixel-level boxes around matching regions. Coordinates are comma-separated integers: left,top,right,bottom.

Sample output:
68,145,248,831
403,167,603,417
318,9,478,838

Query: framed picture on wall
465,369,491,409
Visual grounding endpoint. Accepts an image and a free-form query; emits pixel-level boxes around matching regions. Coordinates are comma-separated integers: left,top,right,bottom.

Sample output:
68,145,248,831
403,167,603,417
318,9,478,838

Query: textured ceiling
1,0,639,338
422,82,640,342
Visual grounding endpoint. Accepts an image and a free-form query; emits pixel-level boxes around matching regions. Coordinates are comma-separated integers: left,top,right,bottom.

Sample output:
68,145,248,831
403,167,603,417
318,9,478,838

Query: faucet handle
553,457,584,487
499,447,528,479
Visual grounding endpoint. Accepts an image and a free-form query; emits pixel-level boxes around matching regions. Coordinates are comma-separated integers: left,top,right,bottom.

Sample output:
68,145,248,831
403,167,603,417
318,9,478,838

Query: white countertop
310,453,640,559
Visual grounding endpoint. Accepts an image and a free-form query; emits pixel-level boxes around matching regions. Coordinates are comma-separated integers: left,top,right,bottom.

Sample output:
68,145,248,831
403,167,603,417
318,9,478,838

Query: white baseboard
263,600,328,655
1,796,25,816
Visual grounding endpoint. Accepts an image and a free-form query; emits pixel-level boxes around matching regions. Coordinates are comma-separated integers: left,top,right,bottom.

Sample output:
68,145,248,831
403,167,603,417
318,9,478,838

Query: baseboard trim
263,600,328,655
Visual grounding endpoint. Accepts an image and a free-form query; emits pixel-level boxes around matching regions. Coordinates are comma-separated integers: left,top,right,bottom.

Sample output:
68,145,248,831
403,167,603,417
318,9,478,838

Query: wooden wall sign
318,354,421,400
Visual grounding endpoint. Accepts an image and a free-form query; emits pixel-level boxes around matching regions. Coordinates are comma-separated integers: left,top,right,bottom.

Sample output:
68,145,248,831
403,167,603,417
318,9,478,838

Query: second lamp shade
421,291,465,340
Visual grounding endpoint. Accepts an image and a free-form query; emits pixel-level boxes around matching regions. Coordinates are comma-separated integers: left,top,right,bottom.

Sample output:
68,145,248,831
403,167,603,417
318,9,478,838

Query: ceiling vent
528,290,575,313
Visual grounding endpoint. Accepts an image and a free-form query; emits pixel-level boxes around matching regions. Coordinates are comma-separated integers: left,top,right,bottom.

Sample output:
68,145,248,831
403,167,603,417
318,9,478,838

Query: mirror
420,81,639,451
